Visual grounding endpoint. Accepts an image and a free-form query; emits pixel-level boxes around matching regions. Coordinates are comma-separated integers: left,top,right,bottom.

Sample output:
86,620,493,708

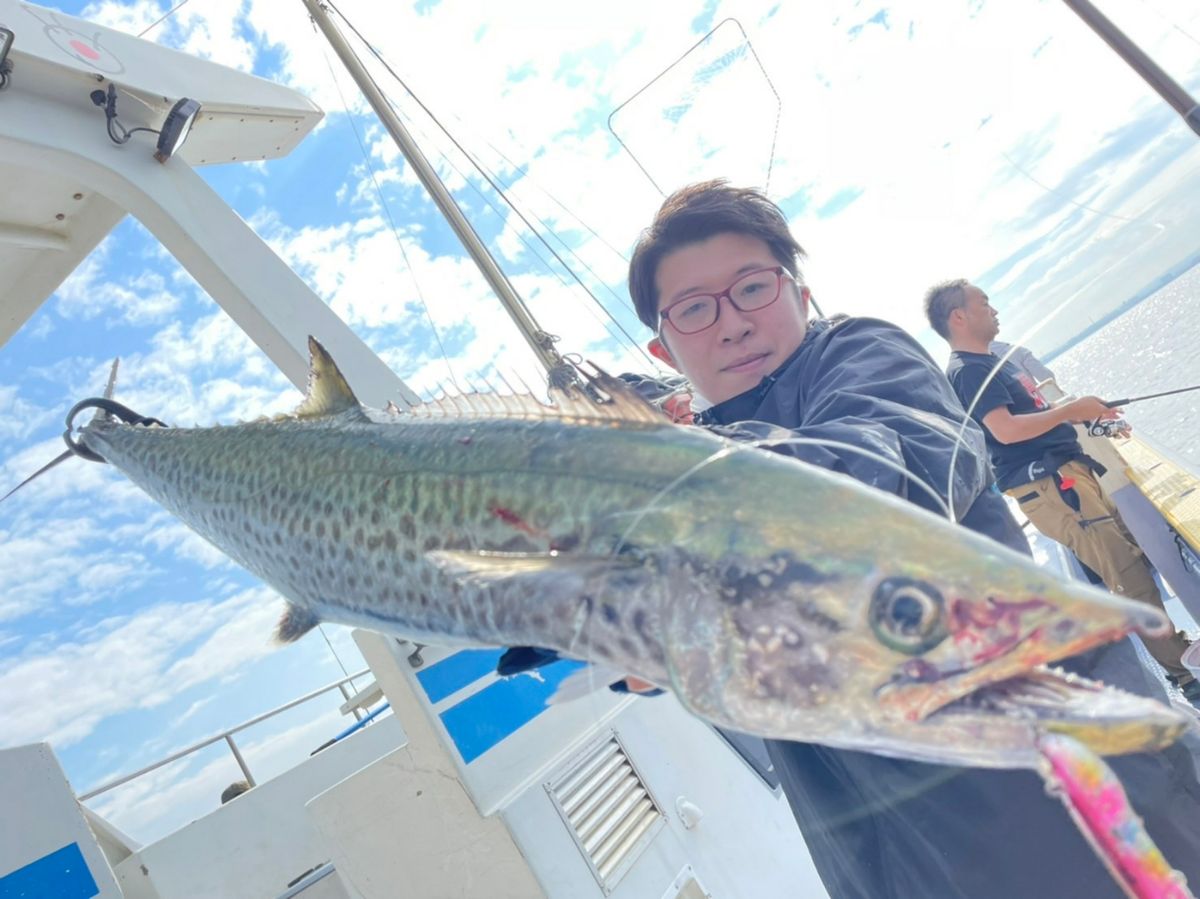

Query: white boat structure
2,3,1199,898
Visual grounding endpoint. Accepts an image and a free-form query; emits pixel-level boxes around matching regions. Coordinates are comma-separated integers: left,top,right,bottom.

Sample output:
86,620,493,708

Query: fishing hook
63,397,168,463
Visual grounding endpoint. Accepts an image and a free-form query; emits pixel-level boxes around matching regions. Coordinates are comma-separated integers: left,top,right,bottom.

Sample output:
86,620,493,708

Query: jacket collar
697,318,830,425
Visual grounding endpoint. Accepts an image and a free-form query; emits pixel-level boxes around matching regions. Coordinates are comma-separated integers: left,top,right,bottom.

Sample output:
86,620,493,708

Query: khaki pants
1006,460,1192,682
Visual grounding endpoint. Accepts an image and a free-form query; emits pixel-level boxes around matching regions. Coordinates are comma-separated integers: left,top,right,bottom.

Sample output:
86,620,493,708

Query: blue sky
1,0,1198,843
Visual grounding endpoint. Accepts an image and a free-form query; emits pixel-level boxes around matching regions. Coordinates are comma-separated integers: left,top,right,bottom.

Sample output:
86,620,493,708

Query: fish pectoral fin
426,550,636,588
275,602,322,643
294,337,365,419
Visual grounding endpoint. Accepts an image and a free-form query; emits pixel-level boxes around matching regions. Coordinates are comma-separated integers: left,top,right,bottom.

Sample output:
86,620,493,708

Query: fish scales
71,338,1192,772
87,410,729,657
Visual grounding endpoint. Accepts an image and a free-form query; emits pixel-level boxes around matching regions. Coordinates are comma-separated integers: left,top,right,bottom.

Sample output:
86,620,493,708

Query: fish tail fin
1,357,122,505
275,603,322,643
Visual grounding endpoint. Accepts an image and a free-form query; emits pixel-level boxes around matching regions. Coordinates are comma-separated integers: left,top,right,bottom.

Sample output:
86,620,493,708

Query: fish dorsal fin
294,337,362,419
405,365,666,427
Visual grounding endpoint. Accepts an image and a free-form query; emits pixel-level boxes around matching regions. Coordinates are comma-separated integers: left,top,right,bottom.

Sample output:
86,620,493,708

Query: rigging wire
445,142,660,364
607,19,782,197
329,0,650,366
322,0,658,371
138,0,193,38
435,117,633,266
440,132,660,369
452,140,639,307
1133,0,1200,48
312,19,462,392
372,96,655,370
999,151,1164,229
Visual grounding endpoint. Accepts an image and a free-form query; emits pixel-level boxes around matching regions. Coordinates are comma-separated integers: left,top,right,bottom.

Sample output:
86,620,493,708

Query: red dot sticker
69,39,102,61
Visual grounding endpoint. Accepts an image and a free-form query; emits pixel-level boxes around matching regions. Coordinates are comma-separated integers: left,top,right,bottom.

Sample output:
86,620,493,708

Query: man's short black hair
628,180,806,330
924,278,970,340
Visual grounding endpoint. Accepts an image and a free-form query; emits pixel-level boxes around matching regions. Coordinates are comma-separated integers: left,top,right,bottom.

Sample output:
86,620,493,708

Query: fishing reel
1086,418,1131,439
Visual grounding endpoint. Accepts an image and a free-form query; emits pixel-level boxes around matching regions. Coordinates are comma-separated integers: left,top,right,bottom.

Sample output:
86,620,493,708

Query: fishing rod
1105,385,1200,408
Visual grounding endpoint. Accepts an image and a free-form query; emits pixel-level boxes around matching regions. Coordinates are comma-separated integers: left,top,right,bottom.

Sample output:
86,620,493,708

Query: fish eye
869,578,948,655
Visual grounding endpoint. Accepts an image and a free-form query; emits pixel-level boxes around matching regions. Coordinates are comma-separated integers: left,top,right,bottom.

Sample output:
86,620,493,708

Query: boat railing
76,668,372,802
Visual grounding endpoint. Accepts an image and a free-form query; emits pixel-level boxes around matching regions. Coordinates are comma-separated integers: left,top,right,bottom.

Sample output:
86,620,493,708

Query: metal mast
300,0,573,382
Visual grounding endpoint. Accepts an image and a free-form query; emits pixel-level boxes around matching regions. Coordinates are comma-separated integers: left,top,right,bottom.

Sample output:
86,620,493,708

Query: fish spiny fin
405,364,665,427
294,337,362,419
552,365,666,425
275,602,322,643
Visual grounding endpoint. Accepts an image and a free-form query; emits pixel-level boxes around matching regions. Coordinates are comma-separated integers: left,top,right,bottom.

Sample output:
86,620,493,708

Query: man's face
957,284,999,343
647,232,809,405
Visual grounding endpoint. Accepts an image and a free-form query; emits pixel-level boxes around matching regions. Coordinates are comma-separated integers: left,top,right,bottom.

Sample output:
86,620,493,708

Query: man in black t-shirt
925,278,1197,697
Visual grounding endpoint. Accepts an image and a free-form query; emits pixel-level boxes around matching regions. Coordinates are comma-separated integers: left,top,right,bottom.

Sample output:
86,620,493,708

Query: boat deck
1116,437,1200,555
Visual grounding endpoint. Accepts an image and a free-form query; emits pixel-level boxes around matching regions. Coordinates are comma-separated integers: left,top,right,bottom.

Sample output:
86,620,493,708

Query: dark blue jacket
696,317,1025,549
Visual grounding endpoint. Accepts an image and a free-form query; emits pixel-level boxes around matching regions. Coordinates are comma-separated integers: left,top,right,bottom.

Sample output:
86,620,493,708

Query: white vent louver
547,733,664,892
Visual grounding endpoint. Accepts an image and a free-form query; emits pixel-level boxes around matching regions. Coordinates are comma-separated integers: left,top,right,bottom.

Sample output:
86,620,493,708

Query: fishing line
613,434,952,560
606,18,782,196
945,313,1196,515
1132,0,1200,48
946,341,1029,520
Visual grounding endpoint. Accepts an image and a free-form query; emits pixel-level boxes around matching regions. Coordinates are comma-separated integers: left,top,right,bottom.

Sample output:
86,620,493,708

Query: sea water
1052,266,1200,468
1052,265,1200,634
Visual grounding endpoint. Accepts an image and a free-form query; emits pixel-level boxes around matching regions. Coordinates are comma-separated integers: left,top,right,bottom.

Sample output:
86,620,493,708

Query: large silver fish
69,338,1189,768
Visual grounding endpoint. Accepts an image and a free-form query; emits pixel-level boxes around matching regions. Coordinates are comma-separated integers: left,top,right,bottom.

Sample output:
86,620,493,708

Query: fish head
658,530,1191,767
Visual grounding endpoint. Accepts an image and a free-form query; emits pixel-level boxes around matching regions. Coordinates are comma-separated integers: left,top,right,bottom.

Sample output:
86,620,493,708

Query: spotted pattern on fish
70,338,1188,772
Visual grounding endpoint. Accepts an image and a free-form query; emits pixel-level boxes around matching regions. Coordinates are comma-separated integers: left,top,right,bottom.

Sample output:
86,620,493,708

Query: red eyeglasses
659,267,790,336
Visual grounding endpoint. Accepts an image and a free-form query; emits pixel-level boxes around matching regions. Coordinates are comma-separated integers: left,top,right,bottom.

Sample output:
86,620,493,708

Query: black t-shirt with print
945,350,1080,490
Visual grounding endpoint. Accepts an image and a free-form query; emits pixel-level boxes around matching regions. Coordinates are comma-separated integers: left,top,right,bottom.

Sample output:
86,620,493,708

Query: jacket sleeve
727,319,991,520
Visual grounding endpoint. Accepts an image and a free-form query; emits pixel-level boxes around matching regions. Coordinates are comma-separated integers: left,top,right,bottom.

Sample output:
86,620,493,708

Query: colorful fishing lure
1039,733,1194,899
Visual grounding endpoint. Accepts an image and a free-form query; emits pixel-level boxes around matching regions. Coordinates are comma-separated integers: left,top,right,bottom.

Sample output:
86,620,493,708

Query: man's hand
1063,395,1122,423
983,395,1124,445
661,392,694,424
621,676,660,693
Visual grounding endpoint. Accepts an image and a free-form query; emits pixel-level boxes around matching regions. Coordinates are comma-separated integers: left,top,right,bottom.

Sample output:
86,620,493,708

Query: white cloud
0,384,59,442
53,233,183,327
0,514,152,622
0,587,286,749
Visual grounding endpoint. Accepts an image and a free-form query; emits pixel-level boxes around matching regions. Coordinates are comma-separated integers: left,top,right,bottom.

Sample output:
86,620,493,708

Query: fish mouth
879,618,1136,722
876,582,1172,724
872,589,1189,757
924,666,1191,757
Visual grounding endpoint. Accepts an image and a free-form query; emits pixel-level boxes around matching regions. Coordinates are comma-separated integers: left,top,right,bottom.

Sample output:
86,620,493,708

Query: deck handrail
77,668,372,801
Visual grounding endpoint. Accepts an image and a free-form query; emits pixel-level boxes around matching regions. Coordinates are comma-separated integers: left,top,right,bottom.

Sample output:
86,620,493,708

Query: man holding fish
56,179,1200,897
614,181,1200,897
